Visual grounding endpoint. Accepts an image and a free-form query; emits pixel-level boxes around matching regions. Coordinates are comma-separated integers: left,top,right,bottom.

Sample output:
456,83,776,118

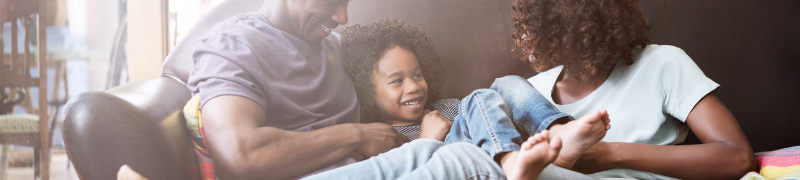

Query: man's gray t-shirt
186,13,362,177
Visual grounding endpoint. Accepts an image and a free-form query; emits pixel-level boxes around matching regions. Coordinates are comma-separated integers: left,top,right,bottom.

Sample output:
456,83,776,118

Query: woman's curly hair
341,19,447,123
512,0,650,80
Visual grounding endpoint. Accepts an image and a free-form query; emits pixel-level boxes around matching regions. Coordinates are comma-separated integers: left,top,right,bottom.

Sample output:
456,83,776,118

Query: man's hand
354,123,410,158
419,110,453,141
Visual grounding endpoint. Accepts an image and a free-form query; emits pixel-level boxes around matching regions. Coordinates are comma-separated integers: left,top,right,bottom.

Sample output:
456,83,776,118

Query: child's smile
372,45,429,126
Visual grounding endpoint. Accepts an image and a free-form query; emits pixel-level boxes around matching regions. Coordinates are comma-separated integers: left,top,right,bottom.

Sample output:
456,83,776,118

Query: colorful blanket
184,95,219,180
741,146,800,180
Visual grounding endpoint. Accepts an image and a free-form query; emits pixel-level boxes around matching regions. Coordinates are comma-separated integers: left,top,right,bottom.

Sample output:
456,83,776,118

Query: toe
532,133,544,142
540,130,550,139
583,111,602,124
550,136,563,151
521,141,534,151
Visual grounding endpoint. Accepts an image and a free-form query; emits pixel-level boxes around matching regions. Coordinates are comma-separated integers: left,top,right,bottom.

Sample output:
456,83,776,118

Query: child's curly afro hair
341,19,447,123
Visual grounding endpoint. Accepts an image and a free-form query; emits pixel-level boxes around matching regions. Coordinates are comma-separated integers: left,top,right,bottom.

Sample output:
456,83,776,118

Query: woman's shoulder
619,45,703,82
636,44,694,67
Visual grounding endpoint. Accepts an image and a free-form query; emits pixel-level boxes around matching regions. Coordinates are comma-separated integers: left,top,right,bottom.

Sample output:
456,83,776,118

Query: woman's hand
570,141,616,174
418,110,453,141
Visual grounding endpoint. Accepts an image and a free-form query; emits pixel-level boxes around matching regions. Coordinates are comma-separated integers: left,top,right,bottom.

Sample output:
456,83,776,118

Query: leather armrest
62,77,198,180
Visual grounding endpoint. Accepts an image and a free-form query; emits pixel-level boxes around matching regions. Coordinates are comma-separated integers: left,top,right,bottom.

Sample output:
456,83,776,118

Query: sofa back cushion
161,0,535,100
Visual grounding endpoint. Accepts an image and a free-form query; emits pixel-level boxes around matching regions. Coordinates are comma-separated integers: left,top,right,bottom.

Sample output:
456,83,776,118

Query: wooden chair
0,0,51,179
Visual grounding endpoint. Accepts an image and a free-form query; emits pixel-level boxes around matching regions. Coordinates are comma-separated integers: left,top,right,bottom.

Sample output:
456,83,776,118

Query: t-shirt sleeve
658,46,720,122
187,34,268,111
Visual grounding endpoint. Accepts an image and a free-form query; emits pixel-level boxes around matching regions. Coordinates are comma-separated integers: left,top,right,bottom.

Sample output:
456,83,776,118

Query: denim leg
490,75,573,135
445,89,524,159
397,142,506,180
539,165,598,180
392,142,594,180
446,75,572,160
301,139,445,180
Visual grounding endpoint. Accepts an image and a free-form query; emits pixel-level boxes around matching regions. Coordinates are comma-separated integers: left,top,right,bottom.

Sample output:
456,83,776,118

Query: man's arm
572,93,756,179
202,95,408,180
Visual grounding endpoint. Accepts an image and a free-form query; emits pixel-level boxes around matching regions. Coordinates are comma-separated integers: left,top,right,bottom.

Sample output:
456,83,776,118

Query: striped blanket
741,146,800,180
184,95,219,180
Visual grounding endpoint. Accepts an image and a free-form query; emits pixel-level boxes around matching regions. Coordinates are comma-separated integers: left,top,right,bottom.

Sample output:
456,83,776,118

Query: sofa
61,0,800,179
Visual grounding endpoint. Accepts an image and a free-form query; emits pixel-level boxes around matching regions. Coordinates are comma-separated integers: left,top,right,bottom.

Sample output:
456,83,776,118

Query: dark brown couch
62,0,800,179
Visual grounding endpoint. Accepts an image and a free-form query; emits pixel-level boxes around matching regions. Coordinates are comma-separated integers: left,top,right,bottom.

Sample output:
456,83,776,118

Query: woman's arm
572,93,756,180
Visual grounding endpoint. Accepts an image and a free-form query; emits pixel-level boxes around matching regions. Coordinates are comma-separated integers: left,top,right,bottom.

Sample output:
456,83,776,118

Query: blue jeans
303,139,506,180
446,75,573,159
302,76,591,180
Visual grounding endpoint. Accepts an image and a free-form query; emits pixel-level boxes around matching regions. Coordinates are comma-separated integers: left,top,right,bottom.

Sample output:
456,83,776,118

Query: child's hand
419,110,453,141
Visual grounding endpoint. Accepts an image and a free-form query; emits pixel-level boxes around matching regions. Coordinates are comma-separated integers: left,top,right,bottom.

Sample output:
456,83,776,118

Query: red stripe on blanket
757,155,800,168
196,148,217,180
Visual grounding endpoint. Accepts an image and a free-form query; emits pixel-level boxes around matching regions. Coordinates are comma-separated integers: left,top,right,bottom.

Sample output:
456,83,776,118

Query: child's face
372,45,429,125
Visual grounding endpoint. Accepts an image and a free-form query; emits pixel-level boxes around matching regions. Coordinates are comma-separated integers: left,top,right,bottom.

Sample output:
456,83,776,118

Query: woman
514,0,755,179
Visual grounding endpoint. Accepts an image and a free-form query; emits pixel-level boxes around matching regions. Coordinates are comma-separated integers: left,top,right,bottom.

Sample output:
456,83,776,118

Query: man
186,0,409,179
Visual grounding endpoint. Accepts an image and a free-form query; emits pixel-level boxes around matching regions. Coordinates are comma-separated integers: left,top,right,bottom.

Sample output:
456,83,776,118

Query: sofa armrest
62,77,198,180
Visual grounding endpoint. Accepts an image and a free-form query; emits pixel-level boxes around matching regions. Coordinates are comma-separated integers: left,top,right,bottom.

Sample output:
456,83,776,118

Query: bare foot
507,130,562,180
548,109,610,169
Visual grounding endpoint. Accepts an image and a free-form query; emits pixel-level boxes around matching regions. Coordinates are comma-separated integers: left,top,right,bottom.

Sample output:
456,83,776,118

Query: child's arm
419,110,453,141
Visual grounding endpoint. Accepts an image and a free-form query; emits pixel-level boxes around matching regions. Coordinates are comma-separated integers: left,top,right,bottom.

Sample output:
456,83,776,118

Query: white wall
82,0,118,91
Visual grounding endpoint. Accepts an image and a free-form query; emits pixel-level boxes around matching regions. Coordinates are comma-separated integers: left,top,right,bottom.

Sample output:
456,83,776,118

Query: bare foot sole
507,130,561,180
548,109,610,169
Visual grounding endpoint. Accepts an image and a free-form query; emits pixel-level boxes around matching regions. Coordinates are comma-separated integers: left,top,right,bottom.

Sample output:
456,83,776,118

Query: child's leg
489,75,573,135
396,141,593,180
445,89,525,158
490,75,611,169
445,88,556,176
445,78,574,160
301,139,445,180
396,142,506,180
443,86,600,179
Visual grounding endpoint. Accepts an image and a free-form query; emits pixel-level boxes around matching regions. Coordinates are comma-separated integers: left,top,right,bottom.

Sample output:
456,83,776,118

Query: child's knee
460,89,506,115
492,75,527,89
464,89,503,102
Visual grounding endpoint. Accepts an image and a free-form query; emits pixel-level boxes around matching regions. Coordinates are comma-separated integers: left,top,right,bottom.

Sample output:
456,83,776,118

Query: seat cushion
0,114,39,134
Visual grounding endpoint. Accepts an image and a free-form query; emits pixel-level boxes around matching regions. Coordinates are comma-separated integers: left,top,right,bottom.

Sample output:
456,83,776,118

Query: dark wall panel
641,0,800,152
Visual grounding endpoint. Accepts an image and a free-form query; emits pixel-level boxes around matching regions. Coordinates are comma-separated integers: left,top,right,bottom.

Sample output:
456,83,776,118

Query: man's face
288,0,349,44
